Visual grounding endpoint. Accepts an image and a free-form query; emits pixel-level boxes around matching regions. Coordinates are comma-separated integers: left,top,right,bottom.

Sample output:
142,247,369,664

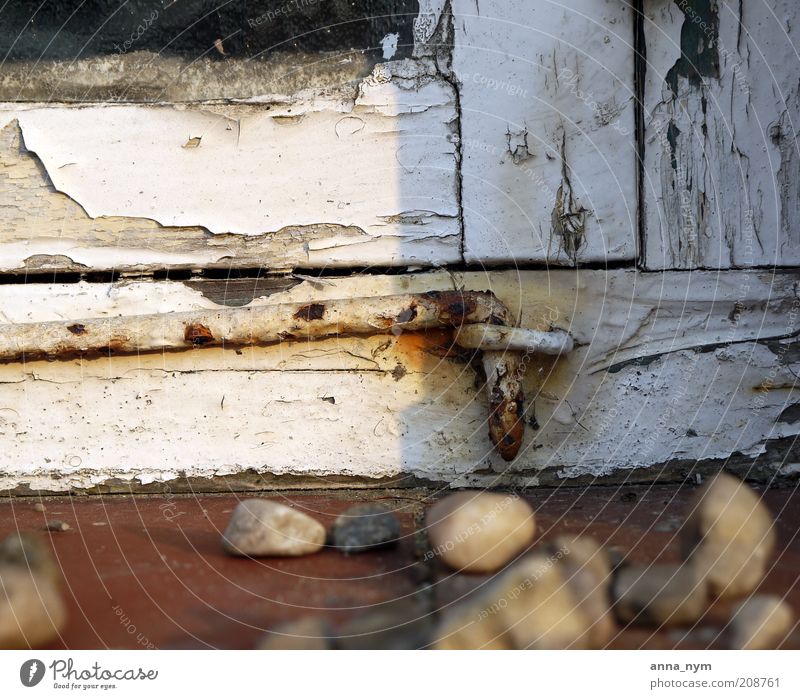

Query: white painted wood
452,0,638,264
0,112,386,272
642,0,800,269
1,270,796,491
0,58,461,272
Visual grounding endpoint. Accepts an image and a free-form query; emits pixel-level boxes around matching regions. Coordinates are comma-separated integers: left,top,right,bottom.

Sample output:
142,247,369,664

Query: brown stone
432,598,511,650
548,535,616,647
494,553,591,649
336,594,435,650
681,473,775,599
613,563,707,627
0,534,67,649
255,617,334,650
222,499,325,557
432,552,590,649
425,491,536,573
727,595,795,649
0,533,62,582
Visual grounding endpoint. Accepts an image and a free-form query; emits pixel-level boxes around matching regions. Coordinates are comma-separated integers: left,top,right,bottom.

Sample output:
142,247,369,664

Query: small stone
727,595,795,649
0,533,62,584
613,563,707,627
681,472,775,599
256,617,334,650
331,503,400,553
433,553,590,649
433,598,511,650
221,499,325,557
494,553,591,649
336,594,434,650
0,567,67,649
45,521,71,532
425,491,536,573
0,534,67,649
548,536,616,647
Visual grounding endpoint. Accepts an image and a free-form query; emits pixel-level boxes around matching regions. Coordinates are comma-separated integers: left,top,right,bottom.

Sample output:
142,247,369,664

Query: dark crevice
3,260,800,286
605,329,800,375
0,0,419,61
633,0,647,269
436,1,466,264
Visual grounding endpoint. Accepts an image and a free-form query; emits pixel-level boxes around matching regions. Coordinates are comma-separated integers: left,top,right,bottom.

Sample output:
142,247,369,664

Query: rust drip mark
184,323,215,346
293,303,326,322
67,324,86,335
107,337,129,354
394,329,472,368
420,290,478,325
487,388,525,461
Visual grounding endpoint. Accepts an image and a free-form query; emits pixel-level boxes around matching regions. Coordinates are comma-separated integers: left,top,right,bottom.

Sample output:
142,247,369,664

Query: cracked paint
0,270,797,491
643,0,800,268
452,0,637,264
1,58,461,270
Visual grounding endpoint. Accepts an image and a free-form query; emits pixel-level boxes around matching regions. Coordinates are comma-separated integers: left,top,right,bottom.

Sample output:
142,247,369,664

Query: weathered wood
0,52,374,103
0,58,461,273
0,269,796,491
0,113,378,273
452,0,638,264
0,0,417,101
642,0,800,269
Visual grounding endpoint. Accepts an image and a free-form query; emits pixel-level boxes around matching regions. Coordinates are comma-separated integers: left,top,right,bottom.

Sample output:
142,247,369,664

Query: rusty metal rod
0,291,509,362
456,324,573,355
481,350,526,461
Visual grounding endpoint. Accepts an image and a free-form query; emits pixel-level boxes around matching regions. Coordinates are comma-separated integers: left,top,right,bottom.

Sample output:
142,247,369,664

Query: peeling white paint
13,98,456,236
0,59,461,269
0,1,797,492
0,270,797,491
0,239,232,271
452,0,637,264
414,0,448,49
381,33,400,60
643,0,800,268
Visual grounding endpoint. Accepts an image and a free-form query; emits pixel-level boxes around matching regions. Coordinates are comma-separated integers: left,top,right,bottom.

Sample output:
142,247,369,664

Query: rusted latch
0,290,572,460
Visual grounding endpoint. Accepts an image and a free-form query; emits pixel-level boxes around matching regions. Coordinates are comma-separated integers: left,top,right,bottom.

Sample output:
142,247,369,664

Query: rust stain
419,291,478,325
293,303,326,322
525,354,571,395
394,329,462,370
105,337,130,354
487,389,525,461
752,382,796,393
67,323,87,335
184,323,215,346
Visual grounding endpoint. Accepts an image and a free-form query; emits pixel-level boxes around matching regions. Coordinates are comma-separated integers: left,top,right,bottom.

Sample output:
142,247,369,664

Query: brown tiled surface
1,483,798,649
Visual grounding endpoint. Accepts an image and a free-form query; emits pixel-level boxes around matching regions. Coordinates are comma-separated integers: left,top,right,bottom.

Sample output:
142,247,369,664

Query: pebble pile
0,472,795,649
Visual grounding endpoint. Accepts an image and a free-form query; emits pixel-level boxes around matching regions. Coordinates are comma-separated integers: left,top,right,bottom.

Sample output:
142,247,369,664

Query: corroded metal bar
0,290,508,362
455,324,573,355
481,350,526,461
